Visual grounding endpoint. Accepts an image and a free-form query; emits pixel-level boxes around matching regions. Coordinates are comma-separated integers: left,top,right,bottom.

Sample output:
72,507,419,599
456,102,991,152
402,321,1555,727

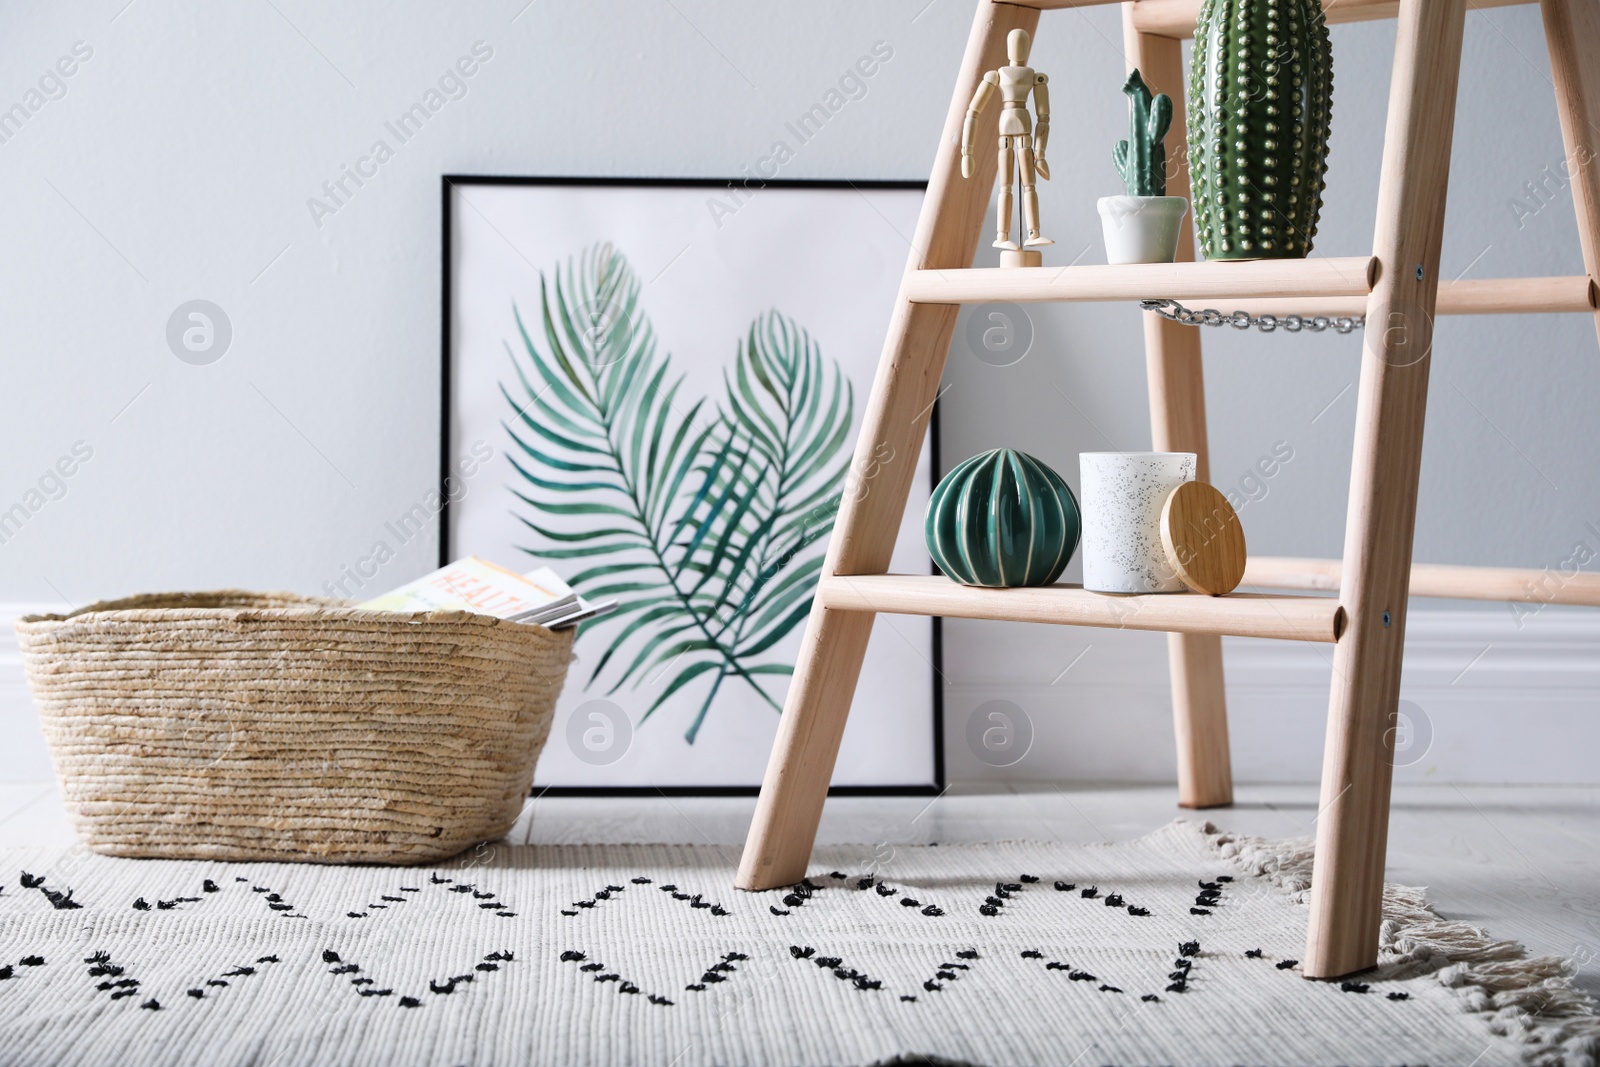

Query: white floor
4,778,1596,998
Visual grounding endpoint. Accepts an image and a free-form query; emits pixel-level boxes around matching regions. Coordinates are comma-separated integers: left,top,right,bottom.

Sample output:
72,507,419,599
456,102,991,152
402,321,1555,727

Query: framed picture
441,176,940,793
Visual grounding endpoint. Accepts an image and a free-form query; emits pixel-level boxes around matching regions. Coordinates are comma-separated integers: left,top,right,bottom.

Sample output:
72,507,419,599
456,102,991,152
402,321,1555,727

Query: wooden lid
1160,482,1246,595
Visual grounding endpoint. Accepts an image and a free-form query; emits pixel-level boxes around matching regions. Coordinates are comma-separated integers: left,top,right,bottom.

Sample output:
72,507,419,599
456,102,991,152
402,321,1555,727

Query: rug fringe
1204,823,1600,1067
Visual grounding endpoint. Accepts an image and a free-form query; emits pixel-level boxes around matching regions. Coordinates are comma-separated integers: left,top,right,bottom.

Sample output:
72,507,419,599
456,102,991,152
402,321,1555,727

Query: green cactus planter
925,449,1080,588
1099,69,1190,264
1188,0,1334,260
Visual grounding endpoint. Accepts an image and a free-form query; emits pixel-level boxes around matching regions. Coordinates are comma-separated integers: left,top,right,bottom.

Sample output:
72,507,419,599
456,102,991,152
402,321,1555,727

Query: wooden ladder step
1245,555,1600,606
904,256,1375,305
1001,0,1535,37
1228,275,1596,319
817,573,1345,643
1127,0,1534,37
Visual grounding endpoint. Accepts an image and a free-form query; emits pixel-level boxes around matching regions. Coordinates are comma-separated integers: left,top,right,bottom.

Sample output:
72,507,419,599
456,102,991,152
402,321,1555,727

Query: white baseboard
0,603,70,782
5,603,1598,785
940,605,1600,784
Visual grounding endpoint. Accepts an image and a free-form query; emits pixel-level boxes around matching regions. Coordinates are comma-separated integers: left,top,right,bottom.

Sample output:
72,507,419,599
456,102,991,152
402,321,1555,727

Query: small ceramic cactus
1114,69,1173,198
1187,0,1334,260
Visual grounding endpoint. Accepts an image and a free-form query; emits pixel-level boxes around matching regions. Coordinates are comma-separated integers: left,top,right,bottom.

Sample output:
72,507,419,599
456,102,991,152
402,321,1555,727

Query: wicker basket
15,591,574,864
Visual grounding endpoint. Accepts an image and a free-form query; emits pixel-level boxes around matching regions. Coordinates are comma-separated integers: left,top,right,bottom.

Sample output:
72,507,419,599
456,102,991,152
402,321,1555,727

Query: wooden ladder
735,0,1600,979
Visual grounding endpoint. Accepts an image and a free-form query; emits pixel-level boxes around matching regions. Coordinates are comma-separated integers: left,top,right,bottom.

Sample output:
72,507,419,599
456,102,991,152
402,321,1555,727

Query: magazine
357,557,614,629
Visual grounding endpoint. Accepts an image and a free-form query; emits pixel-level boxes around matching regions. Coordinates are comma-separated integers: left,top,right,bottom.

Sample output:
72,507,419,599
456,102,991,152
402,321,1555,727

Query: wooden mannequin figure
962,28,1053,267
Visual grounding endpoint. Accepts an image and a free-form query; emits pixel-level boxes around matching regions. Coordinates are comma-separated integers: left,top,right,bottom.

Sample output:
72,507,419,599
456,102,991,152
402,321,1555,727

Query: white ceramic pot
1096,195,1189,265
1079,451,1197,593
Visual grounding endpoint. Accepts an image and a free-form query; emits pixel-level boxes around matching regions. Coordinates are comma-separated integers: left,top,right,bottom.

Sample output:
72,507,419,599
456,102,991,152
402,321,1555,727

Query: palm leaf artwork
501,242,854,744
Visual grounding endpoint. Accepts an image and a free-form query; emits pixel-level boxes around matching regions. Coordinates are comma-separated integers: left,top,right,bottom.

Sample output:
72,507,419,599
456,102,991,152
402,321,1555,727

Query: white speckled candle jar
1079,452,1197,593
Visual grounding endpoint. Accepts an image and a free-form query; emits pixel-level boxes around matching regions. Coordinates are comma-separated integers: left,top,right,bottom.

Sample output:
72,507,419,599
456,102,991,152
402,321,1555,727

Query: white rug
0,821,1594,1066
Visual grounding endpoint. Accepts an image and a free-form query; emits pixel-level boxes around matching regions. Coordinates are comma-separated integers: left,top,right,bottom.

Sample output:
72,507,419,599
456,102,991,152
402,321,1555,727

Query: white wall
1,2,1595,784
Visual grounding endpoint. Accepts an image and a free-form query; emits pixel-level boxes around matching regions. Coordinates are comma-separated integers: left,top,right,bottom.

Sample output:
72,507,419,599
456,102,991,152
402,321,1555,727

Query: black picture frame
440,174,942,796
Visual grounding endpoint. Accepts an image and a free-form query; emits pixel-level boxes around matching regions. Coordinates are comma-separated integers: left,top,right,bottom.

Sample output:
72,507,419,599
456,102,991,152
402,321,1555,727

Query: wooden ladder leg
1124,9,1233,809
1541,0,1600,350
735,0,1038,892
1304,0,1467,979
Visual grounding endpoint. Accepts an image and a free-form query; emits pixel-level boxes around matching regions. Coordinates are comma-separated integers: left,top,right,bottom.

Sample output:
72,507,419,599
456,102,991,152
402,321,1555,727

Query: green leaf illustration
502,243,853,744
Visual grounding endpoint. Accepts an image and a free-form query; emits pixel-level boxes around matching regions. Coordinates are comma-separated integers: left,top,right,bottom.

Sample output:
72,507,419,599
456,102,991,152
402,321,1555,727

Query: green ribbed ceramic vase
925,449,1080,588
1188,0,1334,260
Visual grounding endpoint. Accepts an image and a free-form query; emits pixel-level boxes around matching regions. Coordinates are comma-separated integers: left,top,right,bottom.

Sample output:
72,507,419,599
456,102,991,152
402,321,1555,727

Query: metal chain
1139,298,1365,335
